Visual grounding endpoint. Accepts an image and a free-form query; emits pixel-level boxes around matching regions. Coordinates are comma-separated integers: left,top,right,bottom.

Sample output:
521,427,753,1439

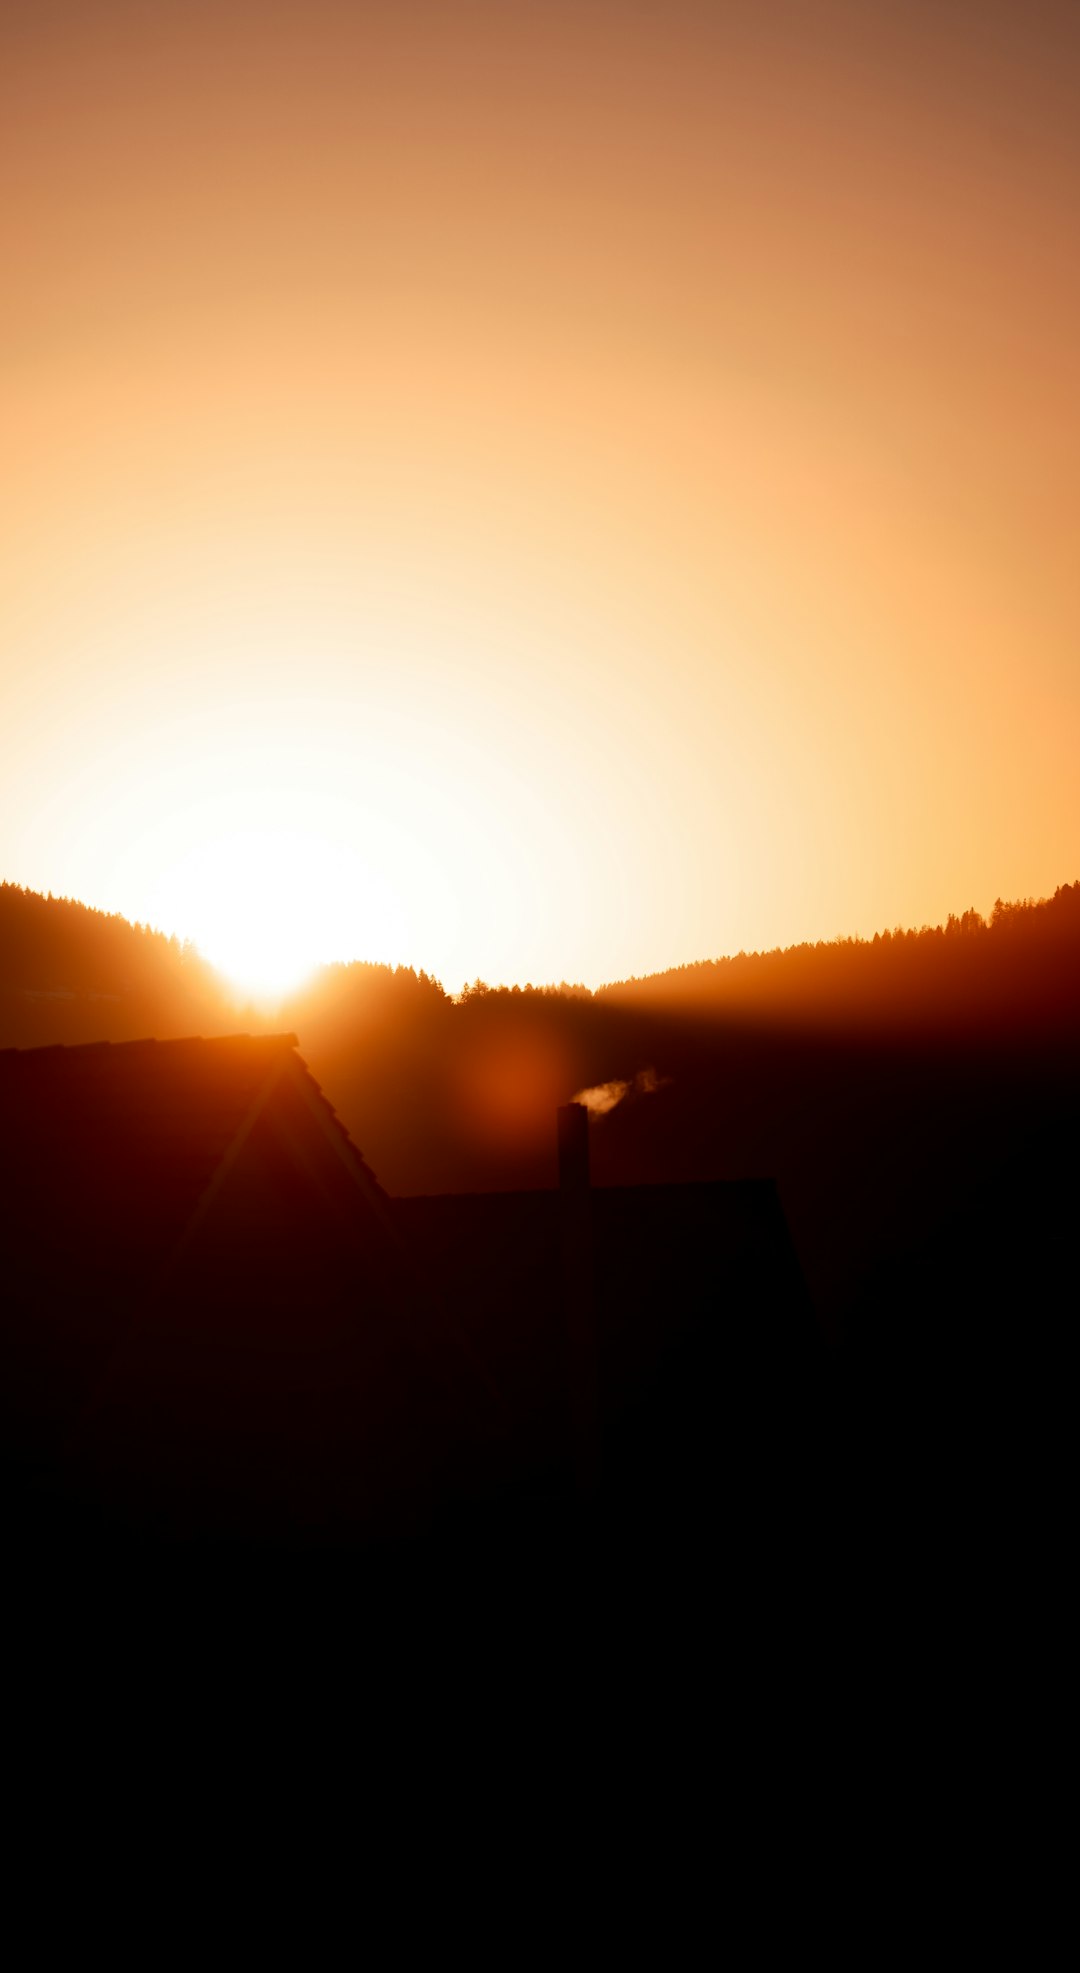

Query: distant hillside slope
0,883,230,1046
599,883,1080,1034
7,876,1078,1053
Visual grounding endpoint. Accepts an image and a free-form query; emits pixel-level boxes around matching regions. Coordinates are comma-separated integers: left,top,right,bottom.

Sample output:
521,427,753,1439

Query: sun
171,831,325,1007
201,915,318,1009
147,820,404,1010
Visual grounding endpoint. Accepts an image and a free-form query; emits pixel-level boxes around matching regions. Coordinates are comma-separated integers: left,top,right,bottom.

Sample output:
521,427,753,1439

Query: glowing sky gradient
2,1,1078,993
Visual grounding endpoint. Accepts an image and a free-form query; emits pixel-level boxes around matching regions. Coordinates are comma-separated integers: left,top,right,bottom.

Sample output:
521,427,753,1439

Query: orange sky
2,0,1078,995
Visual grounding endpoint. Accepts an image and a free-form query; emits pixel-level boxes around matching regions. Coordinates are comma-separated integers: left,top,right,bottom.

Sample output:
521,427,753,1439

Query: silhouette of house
0,1033,493,1548
0,1036,812,1554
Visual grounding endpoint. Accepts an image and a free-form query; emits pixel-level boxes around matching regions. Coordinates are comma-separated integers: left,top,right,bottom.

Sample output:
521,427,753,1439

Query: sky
2,0,1078,996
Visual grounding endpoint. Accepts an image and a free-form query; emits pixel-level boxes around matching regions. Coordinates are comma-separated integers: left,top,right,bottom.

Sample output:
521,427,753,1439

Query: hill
0,882,228,1046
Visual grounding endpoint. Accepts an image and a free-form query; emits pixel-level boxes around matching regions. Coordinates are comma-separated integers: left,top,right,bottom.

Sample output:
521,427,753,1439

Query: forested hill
598,883,1080,1034
0,882,228,1046
5,875,1079,1048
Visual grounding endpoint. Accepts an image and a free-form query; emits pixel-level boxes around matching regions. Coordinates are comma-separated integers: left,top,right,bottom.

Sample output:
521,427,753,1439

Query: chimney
557,1101,590,1193
556,1102,598,1496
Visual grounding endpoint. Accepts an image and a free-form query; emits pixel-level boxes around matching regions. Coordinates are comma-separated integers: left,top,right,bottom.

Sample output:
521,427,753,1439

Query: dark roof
1,1025,384,1183
0,1035,489,1545
397,1177,809,1344
394,1179,814,1494
0,1031,392,1300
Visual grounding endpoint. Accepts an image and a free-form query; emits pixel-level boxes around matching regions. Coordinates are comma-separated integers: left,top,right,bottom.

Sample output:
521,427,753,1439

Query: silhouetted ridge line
5,874,1079,1015
595,880,1080,1029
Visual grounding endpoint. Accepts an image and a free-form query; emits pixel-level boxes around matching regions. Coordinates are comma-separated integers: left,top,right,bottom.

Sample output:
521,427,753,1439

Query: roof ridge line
0,1030,300,1056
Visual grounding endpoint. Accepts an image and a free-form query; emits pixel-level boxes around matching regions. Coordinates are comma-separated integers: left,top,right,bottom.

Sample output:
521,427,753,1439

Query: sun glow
147,821,409,1010
3,4,1079,997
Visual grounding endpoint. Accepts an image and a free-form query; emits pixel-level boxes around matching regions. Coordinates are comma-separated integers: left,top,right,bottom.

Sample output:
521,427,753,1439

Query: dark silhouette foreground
1,879,1074,1609
0,1037,812,1573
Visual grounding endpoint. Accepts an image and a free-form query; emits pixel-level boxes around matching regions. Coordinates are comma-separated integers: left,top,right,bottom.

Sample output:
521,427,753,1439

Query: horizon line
4,872,1077,1005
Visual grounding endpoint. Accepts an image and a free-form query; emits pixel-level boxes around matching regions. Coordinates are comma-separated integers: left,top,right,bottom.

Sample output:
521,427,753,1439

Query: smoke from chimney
571,1066,671,1119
